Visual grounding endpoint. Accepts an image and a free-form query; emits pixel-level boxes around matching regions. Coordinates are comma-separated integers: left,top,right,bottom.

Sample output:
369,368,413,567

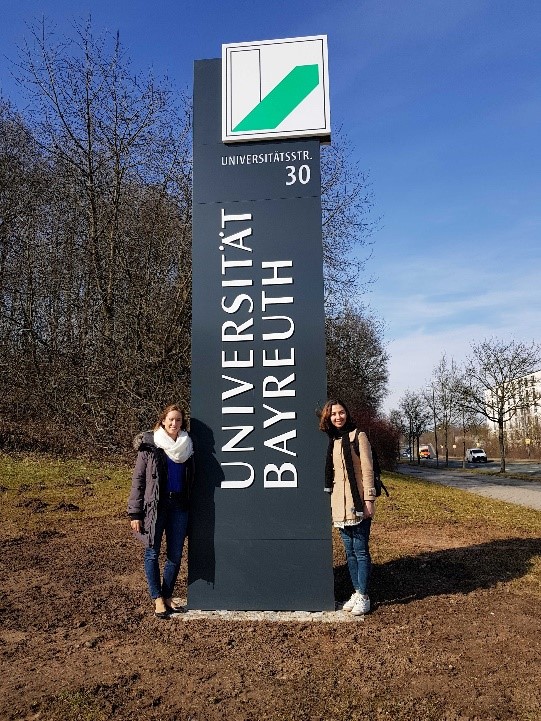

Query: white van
466,448,488,463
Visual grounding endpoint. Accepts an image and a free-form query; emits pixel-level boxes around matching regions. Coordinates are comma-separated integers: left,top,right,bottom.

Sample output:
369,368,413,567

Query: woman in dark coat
128,404,194,618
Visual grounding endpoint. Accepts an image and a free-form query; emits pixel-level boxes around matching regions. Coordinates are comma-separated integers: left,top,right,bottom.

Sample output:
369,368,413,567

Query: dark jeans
339,519,372,595
144,499,188,600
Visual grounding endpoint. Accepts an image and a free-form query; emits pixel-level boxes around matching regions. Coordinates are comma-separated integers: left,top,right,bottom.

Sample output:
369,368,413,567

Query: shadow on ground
366,537,541,605
334,537,541,606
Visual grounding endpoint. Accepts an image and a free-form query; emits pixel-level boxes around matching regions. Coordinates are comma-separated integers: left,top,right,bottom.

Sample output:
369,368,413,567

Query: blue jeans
144,499,188,600
339,519,372,595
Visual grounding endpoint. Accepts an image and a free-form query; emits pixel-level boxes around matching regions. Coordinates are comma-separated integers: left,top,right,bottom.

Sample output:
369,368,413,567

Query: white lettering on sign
218,209,298,489
261,260,293,285
263,463,298,488
221,150,312,166
221,462,254,489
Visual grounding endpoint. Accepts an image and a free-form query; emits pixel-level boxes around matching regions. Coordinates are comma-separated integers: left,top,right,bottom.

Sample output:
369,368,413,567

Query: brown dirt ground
1,508,541,720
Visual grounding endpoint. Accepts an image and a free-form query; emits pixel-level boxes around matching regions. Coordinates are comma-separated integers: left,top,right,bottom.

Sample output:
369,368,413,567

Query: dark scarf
325,422,363,513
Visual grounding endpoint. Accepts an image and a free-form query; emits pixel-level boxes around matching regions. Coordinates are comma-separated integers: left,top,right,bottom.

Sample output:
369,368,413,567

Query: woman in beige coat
320,399,376,615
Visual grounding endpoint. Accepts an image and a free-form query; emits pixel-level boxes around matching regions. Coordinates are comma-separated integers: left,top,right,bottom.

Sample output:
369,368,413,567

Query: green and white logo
222,36,330,143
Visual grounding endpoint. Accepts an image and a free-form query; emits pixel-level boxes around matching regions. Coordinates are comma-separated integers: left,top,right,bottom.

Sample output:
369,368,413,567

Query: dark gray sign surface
189,59,334,611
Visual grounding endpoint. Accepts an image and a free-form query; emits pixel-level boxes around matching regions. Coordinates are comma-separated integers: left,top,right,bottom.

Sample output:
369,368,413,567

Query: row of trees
0,19,389,455
325,304,396,469
1,22,193,453
395,339,541,472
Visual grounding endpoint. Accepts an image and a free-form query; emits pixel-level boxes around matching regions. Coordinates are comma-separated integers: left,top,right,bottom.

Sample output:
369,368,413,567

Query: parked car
401,447,411,459
466,448,488,463
419,448,431,459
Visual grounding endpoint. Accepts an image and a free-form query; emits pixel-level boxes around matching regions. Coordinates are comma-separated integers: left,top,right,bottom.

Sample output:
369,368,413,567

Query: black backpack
353,430,389,498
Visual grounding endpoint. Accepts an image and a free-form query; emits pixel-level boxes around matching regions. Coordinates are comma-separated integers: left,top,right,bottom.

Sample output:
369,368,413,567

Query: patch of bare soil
1,517,540,721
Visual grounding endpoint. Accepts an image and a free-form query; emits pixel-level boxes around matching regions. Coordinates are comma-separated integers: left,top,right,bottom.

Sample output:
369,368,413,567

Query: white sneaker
351,595,370,615
342,591,360,611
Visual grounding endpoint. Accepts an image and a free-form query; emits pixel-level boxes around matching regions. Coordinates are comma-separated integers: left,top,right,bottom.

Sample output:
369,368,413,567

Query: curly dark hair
318,399,353,434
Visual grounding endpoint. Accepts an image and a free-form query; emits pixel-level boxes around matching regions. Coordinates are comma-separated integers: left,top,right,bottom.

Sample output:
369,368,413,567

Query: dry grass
373,471,541,599
2,453,541,721
2,454,539,599
2,452,539,535
0,452,130,535
378,471,541,532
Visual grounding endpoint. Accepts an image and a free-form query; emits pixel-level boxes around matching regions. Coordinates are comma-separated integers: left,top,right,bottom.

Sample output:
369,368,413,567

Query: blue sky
2,0,540,413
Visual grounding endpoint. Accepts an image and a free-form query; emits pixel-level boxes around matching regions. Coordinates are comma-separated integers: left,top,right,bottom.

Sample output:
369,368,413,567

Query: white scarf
153,426,193,463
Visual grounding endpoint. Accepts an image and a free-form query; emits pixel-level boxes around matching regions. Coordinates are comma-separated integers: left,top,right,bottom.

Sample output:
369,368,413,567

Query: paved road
414,458,541,476
396,463,541,511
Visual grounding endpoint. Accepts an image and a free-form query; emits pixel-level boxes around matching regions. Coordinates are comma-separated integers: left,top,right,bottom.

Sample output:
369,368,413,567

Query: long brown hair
318,399,353,434
153,404,188,432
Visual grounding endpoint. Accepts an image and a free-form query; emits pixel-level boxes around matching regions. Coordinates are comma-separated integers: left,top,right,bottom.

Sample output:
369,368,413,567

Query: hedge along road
396,463,541,511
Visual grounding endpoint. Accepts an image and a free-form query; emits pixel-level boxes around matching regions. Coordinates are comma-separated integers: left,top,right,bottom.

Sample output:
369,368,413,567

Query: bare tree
454,380,485,468
424,355,462,467
463,338,541,472
0,101,55,424
320,131,386,416
18,18,191,333
0,19,192,452
399,390,430,463
325,304,388,415
320,131,379,312
388,408,407,459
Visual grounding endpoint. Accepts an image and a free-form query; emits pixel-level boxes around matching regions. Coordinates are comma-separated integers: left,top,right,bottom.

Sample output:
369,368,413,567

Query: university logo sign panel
222,36,331,143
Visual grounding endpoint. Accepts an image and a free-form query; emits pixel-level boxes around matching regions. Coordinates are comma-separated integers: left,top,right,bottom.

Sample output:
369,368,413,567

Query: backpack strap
352,428,360,456
352,429,390,498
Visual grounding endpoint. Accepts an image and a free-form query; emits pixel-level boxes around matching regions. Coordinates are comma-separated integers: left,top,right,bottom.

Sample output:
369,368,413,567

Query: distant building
488,369,541,446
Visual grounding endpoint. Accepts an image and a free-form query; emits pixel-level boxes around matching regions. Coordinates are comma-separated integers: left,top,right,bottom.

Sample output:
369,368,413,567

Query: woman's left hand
363,500,375,519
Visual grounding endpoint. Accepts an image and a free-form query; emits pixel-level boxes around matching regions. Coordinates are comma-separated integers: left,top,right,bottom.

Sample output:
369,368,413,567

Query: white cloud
380,270,541,413
383,328,472,412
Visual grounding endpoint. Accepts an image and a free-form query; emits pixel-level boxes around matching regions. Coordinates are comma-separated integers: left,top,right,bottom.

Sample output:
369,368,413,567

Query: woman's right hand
362,500,375,519
130,519,142,533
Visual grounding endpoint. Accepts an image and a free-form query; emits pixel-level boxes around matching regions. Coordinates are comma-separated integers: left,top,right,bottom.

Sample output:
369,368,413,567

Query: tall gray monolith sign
188,37,335,610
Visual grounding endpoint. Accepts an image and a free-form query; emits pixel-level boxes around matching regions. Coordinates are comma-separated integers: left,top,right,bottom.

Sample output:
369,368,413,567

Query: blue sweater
166,456,186,493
